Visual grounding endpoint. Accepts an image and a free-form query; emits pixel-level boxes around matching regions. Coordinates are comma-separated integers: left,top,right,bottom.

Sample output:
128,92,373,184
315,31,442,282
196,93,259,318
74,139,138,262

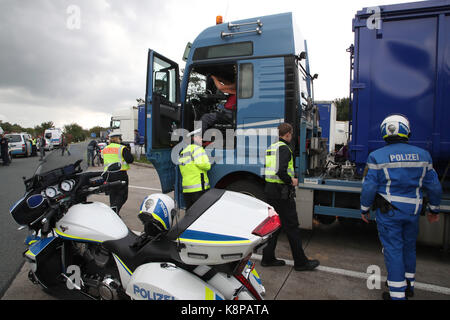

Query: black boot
385,280,414,298
261,258,286,267
294,259,320,271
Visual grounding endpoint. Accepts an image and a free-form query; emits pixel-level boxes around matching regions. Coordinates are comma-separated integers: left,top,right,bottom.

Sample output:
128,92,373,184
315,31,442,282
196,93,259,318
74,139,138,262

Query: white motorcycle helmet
380,114,410,142
139,194,174,233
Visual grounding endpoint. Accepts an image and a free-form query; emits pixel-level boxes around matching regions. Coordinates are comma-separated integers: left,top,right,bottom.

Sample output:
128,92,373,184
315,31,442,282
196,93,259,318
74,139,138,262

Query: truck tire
225,179,267,203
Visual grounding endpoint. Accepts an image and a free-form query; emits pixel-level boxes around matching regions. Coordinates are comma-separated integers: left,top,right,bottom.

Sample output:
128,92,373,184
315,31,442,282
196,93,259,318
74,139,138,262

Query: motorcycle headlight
27,194,45,209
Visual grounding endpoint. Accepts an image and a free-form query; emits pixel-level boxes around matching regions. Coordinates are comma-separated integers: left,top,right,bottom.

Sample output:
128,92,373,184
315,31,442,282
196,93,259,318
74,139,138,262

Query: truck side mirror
182,42,192,62
298,51,307,61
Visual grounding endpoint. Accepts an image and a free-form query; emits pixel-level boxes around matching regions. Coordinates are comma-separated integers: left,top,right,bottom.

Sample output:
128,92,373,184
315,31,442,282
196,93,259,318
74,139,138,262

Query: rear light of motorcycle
234,253,251,276
252,208,281,237
234,273,262,300
233,254,262,300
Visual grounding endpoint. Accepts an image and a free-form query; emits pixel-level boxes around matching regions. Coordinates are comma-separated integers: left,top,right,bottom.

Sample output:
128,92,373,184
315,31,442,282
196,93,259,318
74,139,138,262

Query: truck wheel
225,179,267,203
315,215,336,225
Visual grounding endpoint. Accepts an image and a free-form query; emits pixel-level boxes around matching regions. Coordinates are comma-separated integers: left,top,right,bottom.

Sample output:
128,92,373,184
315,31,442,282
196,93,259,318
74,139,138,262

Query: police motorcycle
10,150,281,300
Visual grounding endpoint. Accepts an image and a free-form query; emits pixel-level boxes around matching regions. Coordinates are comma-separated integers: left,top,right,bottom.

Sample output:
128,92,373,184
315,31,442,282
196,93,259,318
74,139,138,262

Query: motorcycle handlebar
96,181,125,193
40,207,57,225
82,180,125,196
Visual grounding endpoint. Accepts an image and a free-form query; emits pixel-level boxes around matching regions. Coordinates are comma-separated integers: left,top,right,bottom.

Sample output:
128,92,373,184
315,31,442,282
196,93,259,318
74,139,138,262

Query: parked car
6,133,33,157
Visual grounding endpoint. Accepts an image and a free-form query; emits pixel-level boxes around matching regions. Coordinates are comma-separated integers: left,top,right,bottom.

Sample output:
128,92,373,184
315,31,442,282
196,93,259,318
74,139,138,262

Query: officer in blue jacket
360,114,442,300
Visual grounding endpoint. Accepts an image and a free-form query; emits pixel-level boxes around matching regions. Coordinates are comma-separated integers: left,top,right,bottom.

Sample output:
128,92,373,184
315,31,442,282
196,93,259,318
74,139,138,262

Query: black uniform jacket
264,138,294,199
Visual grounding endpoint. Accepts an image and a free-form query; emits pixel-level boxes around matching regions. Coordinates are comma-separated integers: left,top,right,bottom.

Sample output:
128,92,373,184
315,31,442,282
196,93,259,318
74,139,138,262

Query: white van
44,128,63,150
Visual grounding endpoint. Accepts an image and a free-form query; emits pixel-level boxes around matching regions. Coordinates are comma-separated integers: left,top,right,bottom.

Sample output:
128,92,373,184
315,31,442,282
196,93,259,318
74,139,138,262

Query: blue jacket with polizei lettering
360,142,442,215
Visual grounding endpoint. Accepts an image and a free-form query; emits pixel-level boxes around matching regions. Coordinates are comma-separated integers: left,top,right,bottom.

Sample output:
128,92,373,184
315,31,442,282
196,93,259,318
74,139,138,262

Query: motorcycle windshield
33,141,91,177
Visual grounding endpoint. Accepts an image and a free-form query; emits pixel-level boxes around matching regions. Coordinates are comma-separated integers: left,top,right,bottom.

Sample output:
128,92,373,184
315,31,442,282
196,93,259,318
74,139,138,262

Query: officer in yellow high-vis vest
179,129,211,210
102,132,134,214
31,137,37,157
262,123,320,272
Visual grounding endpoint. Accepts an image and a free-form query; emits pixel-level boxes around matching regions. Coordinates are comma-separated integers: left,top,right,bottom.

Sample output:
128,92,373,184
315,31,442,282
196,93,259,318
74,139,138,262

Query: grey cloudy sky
0,0,413,130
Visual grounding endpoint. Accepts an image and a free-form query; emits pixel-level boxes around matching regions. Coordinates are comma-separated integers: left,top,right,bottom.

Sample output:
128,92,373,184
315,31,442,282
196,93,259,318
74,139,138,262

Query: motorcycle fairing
112,253,133,289
126,262,225,300
54,227,103,244
25,234,40,246
24,236,58,260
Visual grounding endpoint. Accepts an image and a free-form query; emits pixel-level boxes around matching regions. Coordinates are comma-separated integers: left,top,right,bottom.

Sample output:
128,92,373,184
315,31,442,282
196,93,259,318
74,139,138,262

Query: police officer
0,132,10,166
38,134,46,161
262,123,320,271
87,139,98,166
102,132,134,214
178,129,211,210
31,137,37,157
360,114,442,300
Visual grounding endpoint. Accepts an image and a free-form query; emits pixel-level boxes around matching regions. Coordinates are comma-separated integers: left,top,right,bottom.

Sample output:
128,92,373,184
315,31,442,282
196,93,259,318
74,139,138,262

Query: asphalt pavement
0,142,89,298
0,148,41,298
1,146,450,300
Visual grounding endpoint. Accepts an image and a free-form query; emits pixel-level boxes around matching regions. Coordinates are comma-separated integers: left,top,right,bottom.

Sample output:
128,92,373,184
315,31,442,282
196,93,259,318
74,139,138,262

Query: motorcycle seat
103,229,183,273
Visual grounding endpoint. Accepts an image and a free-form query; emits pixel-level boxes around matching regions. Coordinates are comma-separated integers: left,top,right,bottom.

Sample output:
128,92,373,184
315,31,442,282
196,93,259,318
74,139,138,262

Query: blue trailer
298,0,450,247
137,104,145,145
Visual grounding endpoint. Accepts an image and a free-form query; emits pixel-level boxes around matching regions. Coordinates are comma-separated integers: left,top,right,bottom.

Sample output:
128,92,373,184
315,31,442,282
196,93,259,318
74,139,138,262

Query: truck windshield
111,120,121,129
193,42,253,61
45,133,52,139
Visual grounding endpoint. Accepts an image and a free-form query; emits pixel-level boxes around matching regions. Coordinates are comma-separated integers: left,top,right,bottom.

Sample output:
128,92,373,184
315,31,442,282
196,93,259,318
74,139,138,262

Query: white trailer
110,107,138,144
335,121,349,148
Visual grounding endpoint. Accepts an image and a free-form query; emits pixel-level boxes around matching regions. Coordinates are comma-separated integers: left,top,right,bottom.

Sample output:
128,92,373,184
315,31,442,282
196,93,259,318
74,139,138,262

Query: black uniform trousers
107,171,129,214
262,197,308,266
183,190,207,211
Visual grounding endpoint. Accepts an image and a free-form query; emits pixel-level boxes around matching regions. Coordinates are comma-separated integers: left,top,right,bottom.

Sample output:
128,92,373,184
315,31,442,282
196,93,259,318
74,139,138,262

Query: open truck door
145,50,181,193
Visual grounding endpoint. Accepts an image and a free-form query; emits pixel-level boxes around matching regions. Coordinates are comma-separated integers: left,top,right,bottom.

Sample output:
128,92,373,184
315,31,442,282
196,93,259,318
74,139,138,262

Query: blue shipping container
137,104,145,145
349,0,450,175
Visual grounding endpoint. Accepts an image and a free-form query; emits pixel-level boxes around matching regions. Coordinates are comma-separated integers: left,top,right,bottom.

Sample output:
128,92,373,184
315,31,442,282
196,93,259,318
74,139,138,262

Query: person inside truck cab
199,70,236,134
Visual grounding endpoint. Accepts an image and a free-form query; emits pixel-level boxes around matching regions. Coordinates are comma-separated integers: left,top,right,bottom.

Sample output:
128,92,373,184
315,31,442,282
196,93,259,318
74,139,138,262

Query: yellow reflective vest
102,143,130,171
179,144,211,193
264,141,294,184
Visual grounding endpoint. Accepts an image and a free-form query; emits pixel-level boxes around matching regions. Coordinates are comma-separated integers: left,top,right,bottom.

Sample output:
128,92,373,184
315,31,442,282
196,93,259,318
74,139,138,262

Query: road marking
129,185,162,192
251,254,450,296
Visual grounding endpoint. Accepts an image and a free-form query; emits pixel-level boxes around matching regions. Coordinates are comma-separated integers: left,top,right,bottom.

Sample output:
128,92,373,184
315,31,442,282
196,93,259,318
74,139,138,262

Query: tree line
0,120,108,143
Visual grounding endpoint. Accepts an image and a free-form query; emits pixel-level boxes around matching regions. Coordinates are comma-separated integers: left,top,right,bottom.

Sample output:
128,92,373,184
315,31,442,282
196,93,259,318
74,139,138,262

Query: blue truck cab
145,12,319,203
